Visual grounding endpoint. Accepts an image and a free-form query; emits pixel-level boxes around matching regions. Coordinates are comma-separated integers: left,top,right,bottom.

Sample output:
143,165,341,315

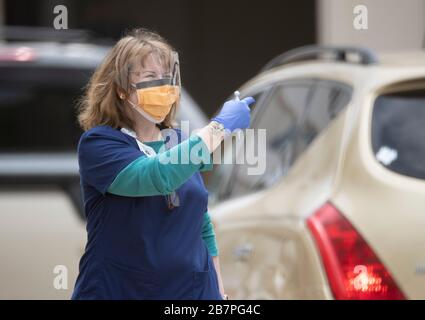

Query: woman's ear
117,89,126,100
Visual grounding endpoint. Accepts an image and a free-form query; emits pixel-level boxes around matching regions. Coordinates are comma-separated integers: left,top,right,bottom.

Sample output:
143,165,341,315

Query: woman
72,28,255,300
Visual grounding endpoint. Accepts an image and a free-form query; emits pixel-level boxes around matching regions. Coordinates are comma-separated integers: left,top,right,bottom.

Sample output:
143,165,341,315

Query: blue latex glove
211,96,255,133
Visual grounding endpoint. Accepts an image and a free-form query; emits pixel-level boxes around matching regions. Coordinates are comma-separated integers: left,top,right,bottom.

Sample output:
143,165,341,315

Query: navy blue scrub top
71,125,222,300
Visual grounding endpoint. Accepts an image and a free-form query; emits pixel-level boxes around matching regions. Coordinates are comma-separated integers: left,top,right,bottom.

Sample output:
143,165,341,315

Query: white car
208,46,425,299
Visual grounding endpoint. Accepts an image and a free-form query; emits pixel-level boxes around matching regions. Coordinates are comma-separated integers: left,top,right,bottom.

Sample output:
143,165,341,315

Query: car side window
226,80,314,199
207,90,266,204
296,80,352,157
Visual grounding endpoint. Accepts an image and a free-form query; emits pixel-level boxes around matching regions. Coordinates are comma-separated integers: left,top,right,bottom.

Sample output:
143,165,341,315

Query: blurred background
2,0,424,114
0,0,424,299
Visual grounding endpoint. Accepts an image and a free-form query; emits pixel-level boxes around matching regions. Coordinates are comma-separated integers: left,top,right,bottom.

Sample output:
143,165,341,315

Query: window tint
372,89,425,180
296,80,352,156
0,66,89,152
223,79,352,200
207,91,264,204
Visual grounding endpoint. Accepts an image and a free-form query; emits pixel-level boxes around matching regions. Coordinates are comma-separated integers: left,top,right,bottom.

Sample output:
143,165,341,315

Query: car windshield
372,88,425,180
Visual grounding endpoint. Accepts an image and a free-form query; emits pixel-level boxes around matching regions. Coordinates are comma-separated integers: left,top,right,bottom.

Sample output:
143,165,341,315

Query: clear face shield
128,50,181,123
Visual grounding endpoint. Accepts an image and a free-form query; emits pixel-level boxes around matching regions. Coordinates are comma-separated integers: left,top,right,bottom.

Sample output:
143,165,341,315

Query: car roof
378,51,425,66
260,50,425,72
239,49,425,95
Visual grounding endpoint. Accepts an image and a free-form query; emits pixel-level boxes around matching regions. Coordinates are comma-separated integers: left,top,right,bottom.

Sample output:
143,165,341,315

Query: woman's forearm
202,212,219,256
107,131,215,197
212,255,226,299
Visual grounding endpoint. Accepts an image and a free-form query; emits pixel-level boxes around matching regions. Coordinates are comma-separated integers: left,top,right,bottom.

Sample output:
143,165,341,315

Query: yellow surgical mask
128,79,180,123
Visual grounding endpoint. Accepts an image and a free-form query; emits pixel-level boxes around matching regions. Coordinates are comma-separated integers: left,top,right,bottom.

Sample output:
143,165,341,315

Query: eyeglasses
166,191,180,210
129,59,179,87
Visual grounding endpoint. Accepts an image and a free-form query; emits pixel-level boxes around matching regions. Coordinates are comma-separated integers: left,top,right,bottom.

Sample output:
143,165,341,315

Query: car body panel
331,69,425,299
0,189,86,299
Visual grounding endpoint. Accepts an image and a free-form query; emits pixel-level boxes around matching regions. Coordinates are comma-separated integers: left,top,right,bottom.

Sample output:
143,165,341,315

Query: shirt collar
120,127,161,157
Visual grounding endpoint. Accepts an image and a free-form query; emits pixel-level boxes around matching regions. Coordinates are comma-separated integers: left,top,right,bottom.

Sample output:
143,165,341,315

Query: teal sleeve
107,134,212,197
202,211,219,257
199,154,214,172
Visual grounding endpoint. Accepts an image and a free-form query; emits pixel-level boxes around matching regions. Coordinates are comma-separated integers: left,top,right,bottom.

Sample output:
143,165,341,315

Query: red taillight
307,202,405,300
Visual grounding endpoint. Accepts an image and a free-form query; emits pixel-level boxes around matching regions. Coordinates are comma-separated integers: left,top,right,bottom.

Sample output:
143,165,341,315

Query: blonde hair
77,28,179,131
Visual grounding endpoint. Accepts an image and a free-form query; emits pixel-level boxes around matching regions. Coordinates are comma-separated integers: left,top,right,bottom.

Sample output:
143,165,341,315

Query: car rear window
372,88,425,179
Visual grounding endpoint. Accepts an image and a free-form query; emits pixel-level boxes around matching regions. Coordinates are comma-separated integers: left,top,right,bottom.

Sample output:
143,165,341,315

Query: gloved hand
211,96,255,133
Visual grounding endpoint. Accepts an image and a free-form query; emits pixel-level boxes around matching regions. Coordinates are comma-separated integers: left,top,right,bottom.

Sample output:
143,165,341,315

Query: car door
207,79,314,298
